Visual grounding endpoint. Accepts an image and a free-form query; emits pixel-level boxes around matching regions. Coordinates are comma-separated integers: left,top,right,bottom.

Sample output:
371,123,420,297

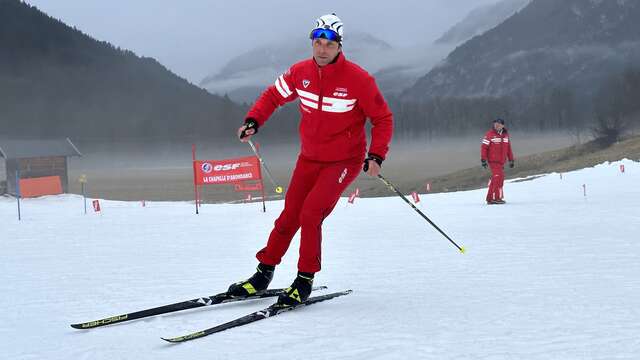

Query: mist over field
65,132,575,202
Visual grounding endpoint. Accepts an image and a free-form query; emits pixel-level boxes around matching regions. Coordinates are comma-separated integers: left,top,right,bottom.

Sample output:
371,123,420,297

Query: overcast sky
24,0,497,84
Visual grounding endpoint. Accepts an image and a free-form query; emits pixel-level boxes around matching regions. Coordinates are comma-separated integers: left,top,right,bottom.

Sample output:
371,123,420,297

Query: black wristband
367,154,383,166
363,154,383,172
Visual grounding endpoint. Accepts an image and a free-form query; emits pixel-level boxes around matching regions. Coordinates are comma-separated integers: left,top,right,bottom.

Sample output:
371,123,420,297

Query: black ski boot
227,263,275,297
276,272,314,307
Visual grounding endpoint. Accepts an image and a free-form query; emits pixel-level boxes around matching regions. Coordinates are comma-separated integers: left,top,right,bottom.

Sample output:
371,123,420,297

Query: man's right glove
239,118,259,139
481,159,488,169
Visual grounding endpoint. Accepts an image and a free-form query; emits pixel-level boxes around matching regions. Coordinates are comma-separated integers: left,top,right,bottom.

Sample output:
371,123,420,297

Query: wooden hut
0,138,82,196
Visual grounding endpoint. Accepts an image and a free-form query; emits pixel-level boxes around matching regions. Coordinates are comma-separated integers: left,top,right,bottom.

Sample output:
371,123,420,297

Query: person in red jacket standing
481,118,514,204
227,13,393,306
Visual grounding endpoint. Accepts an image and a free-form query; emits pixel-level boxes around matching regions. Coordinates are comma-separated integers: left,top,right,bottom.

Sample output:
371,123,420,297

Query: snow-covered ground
2,160,639,360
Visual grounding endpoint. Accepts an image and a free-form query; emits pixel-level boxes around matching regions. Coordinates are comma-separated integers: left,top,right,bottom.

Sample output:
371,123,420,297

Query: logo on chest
333,87,348,98
302,79,310,88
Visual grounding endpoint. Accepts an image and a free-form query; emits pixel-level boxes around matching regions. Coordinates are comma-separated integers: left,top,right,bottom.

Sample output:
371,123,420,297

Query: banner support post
259,171,266,213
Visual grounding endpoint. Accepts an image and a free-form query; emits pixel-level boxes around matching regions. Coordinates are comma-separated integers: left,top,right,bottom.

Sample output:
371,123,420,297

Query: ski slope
2,160,639,359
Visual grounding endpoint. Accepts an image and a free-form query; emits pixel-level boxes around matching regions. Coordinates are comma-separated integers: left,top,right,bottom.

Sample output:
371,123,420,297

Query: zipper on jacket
318,67,323,112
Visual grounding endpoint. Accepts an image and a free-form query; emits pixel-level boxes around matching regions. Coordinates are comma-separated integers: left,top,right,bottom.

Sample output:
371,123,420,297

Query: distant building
0,138,82,196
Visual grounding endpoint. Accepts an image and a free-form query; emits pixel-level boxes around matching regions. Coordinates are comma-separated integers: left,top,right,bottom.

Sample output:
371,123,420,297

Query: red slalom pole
192,144,199,215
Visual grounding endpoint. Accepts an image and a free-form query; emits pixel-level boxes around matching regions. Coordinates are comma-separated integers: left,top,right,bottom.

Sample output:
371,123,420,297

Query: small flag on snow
620,164,625,173
411,191,420,204
348,193,357,204
92,200,101,212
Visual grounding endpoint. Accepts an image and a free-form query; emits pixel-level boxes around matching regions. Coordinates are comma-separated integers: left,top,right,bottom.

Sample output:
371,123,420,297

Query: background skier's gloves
239,118,259,139
363,154,383,172
509,160,515,168
481,159,488,169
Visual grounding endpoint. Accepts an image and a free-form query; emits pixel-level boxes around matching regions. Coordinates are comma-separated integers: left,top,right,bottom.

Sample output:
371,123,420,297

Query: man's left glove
363,154,383,172
509,160,515,168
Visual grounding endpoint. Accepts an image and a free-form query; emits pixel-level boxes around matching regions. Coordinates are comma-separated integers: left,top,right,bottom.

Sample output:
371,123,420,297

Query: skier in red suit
228,13,393,306
481,118,514,204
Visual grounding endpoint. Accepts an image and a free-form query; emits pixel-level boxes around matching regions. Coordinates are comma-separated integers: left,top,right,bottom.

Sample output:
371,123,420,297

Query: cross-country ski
162,290,352,343
70,286,327,329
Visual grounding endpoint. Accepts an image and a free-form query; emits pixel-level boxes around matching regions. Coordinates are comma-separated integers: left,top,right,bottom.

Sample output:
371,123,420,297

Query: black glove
481,159,488,169
239,118,259,139
363,154,383,172
509,160,515,168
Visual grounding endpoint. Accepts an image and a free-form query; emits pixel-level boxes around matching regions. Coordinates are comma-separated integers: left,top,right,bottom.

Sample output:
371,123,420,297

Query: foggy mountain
200,0,534,101
402,0,640,102
374,0,531,96
0,0,245,141
199,32,393,103
435,0,530,45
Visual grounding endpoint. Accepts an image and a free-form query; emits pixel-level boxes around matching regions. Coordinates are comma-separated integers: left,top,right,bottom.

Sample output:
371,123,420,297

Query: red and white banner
347,192,357,204
92,200,101,212
411,191,420,204
194,156,261,185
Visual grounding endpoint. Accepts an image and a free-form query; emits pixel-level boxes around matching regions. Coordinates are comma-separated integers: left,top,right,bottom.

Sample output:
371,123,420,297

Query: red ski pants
486,162,505,202
256,156,362,273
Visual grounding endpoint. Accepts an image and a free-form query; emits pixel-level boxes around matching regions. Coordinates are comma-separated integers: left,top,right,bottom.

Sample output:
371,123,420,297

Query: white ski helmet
310,13,343,44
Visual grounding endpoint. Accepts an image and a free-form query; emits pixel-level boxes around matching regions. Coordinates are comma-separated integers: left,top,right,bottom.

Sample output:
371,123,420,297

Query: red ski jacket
481,128,514,164
246,52,393,162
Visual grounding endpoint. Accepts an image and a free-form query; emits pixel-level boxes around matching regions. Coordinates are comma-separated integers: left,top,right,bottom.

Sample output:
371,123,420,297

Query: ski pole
377,174,465,254
247,139,283,194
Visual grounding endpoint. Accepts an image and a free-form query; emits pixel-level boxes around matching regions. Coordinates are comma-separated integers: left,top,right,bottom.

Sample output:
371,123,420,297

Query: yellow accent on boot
289,288,302,302
241,282,257,295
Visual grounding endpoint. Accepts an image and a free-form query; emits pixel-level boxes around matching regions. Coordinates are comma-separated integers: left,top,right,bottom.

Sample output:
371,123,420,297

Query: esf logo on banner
201,162,251,173
213,162,247,171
